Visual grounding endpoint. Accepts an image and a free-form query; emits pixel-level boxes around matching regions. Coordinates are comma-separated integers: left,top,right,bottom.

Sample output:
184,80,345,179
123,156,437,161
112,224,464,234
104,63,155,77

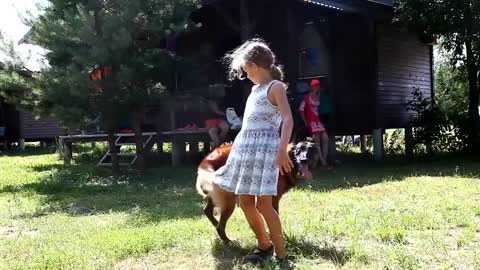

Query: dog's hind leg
204,197,219,227
217,195,236,244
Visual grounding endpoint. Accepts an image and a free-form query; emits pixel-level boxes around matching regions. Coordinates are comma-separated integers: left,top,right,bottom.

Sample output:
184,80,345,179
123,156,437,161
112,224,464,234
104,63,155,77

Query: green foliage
407,85,477,154
0,33,38,111
27,0,200,130
434,56,476,151
394,0,480,67
435,54,469,113
407,87,448,154
395,0,480,151
384,129,405,155
405,51,480,154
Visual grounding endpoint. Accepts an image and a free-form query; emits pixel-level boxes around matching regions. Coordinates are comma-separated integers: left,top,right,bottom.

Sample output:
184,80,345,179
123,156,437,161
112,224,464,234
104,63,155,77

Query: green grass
1,145,480,269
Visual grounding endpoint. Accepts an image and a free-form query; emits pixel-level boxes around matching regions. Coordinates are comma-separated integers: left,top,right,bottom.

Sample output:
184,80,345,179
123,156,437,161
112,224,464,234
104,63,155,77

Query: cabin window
298,20,330,78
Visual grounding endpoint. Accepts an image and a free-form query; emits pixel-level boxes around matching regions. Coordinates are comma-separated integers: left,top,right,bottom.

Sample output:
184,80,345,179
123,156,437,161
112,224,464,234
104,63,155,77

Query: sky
0,0,47,71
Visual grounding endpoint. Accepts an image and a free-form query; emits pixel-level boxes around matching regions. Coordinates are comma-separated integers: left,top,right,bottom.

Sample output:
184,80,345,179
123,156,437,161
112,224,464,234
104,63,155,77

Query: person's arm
269,82,294,175
298,98,306,124
208,100,226,117
298,101,307,123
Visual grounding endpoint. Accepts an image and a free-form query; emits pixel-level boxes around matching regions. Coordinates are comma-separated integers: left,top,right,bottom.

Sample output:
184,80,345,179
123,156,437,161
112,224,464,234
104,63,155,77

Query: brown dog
196,141,320,243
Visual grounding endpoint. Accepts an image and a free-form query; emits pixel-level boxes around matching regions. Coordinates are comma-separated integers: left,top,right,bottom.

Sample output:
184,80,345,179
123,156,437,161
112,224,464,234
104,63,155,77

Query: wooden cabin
7,0,433,160
0,101,64,149
165,0,433,158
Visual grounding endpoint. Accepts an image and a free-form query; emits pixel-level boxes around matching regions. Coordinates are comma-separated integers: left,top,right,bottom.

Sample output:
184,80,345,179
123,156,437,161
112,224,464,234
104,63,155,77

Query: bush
406,87,471,154
384,129,405,155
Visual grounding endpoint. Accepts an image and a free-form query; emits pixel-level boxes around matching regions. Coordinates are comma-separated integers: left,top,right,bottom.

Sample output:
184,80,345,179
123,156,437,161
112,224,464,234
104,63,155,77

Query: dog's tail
196,168,228,210
196,168,215,198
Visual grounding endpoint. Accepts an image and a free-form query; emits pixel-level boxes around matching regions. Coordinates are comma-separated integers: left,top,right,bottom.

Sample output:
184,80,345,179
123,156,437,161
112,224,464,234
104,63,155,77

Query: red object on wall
89,66,110,92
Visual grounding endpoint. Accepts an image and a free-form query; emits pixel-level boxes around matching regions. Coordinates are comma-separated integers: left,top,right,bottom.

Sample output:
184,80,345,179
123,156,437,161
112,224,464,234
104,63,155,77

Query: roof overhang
300,0,361,13
367,0,395,6
300,0,394,13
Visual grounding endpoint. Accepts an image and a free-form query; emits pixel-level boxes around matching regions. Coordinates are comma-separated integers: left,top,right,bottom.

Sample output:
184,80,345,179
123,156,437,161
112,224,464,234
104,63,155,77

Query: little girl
298,79,330,168
214,39,293,264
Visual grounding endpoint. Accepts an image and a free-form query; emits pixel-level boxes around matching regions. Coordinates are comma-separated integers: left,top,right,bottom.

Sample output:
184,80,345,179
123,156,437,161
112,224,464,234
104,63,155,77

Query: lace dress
214,80,282,196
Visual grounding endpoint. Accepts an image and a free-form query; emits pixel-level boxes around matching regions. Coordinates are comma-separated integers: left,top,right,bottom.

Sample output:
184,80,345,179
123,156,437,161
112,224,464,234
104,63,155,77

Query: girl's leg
218,121,230,143
208,127,220,148
256,196,286,258
239,195,271,250
313,134,327,166
320,133,329,164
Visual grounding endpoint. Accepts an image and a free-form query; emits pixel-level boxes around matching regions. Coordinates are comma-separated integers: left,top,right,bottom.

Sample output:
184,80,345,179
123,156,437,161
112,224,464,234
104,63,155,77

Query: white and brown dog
196,141,320,243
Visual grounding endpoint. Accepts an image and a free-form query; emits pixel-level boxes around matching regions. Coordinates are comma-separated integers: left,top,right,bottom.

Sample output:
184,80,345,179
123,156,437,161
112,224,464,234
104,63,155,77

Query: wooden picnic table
161,128,211,166
58,130,211,167
59,133,110,165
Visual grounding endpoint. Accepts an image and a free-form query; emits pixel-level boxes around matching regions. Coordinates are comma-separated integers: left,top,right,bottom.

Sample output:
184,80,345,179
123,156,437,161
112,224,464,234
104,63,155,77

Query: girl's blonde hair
223,38,284,81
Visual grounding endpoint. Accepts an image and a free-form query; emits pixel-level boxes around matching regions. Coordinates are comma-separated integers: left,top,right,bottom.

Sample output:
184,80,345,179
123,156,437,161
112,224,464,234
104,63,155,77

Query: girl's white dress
214,80,282,196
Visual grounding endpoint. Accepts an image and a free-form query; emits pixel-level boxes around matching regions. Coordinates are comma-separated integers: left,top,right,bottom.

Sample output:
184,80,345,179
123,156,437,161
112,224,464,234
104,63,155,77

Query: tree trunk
0,97,5,125
105,110,120,175
93,7,119,174
131,104,146,173
464,29,480,152
0,98,7,149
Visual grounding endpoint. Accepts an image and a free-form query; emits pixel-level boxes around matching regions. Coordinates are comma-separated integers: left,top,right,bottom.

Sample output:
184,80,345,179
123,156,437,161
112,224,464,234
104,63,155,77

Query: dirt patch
114,258,148,270
0,226,40,238
0,226,17,237
67,204,93,215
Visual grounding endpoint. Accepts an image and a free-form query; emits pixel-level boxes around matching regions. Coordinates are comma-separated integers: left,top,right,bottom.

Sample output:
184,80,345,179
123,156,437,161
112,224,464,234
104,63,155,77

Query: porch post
18,111,25,151
405,126,413,158
171,141,184,167
360,135,367,153
329,135,336,163
190,141,199,154
18,138,25,151
369,17,381,160
64,142,73,165
328,17,337,163
373,129,383,160
0,99,7,149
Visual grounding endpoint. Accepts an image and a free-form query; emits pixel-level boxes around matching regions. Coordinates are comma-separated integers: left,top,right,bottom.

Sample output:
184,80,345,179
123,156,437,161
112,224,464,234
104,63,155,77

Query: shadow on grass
211,240,250,270
30,163,65,172
0,145,55,157
211,234,353,269
285,234,352,266
2,147,480,226
302,152,480,193
0,164,203,222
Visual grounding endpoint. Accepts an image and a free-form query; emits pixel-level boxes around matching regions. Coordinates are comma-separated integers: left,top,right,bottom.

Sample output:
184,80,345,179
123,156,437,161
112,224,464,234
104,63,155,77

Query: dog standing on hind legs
196,141,320,244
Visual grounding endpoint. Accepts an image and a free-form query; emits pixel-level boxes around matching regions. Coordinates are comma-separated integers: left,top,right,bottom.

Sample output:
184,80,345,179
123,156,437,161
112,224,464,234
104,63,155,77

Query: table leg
64,142,73,165
202,140,210,154
172,141,183,166
190,141,199,154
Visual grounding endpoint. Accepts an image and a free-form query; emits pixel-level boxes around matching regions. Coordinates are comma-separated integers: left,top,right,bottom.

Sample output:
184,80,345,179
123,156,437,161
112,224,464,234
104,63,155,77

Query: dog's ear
293,144,301,157
293,142,307,157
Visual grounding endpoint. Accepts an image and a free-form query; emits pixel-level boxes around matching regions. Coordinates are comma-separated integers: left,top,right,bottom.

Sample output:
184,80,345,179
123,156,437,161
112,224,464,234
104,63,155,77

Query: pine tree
29,0,200,174
0,34,39,145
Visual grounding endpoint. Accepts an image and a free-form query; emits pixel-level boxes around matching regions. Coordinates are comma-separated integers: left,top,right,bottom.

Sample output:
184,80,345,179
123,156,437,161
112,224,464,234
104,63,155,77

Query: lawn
1,145,480,269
